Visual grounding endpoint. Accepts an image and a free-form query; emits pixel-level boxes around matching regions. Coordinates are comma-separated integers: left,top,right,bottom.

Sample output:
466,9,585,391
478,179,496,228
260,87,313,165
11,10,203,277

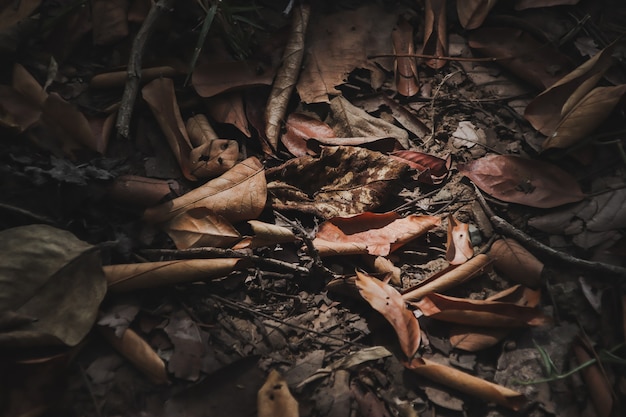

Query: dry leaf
192,60,275,98
265,3,310,151
90,66,180,89
457,0,498,30
186,114,239,178
143,156,267,224
0,85,41,133
489,239,543,288
366,255,402,286
281,113,336,157
313,212,441,257
392,18,419,97
99,326,169,385
445,214,474,265
104,258,247,291
402,254,491,301
258,370,299,417
107,175,179,207
573,338,614,417
0,0,41,31
515,0,580,10
458,154,585,208
355,271,421,358
232,220,296,250
92,0,128,45
206,92,252,137
389,151,451,184
86,111,115,154
162,207,242,250
422,0,447,69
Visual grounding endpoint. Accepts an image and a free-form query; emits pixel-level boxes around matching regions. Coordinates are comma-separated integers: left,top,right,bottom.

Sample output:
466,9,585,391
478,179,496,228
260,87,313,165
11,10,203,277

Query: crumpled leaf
0,225,106,347
313,212,441,257
281,113,336,157
458,154,585,208
258,370,299,417
451,121,486,149
266,146,408,219
389,151,451,185
163,310,205,381
392,17,419,97
422,0,447,69
144,156,267,224
457,0,498,30
489,239,543,288
355,270,421,358
265,3,310,151
104,258,248,291
162,207,242,250
445,214,474,265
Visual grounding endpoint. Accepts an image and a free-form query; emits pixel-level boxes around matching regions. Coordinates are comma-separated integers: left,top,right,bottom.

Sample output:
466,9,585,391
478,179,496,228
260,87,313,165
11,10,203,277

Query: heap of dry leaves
1,1,626,417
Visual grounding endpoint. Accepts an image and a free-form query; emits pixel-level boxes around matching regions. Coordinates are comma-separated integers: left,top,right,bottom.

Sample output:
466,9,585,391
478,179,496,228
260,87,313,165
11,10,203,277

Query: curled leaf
162,207,242,250
457,0,498,29
423,0,447,69
392,18,419,97
445,214,474,265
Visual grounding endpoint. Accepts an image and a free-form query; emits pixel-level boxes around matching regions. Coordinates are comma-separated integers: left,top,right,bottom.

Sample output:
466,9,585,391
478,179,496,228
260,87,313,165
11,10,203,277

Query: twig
426,70,462,146
141,247,310,275
0,202,56,225
473,184,626,277
116,0,176,139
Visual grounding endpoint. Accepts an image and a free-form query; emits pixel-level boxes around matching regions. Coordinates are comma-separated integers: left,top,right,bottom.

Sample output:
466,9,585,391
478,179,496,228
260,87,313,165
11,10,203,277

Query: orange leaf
389,151,451,185
355,270,421,358
445,214,474,265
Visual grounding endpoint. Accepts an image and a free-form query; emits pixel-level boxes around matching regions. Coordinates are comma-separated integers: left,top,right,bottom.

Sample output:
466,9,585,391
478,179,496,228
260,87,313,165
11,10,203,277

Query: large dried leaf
542,84,626,150
414,292,551,327
265,4,310,150
0,85,41,132
0,0,41,30
355,271,421,358
524,43,616,135
422,0,447,69
41,93,99,154
489,239,543,288
313,212,441,257
392,18,419,96
405,357,526,410
458,154,585,208
282,113,336,157
468,28,572,90
104,258,247,291
143,156,267,224
402,254,491,301
297,4,397,103
162,207,242,250
258,370,299,417
457,0,498,30
206,92,251,137
389,151,451,184
0,225,106,347
107,175,179,207
266,146,408,219
192,60,275,98
445,214,474,265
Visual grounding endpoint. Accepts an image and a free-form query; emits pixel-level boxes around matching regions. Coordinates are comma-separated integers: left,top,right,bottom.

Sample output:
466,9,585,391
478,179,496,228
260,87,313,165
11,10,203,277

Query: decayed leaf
458,154,585,208
99,326,169,385
414,292,551,327
422,0,447,69
489,239,543,288
389,151,451,184
266,146,408,219
192,60,275,98
186,114,239,178
542,84,626,150
573,338,614,417
282,113,336,157
107,175,179,207
313,212,441,257
162,207,242,250
355,271,421,358
143,156,267,224
405,357,526,410
206,92,251,137
258,370,299,417
392,18,419,97
232,220,296,250
265,3,310,151
445,214,474,265
524,42,616,136
457,0,498,30
104,258,247,291
0,0,41,31
142,78,195,180
402,254,492,301
0,225,106,347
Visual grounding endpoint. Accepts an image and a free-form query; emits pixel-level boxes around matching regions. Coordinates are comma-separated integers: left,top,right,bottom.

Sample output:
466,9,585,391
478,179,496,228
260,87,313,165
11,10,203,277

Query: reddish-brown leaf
191,60,275,98
423,0,447,69
489,239,544,288
389,151,451,184
457,0,498,29
392,18,419,97
445,214,474,265
282,113,336,157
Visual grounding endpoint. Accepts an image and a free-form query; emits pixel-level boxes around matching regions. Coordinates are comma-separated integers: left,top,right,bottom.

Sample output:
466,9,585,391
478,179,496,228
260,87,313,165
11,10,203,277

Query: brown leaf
104,258,247,291
142,78,195,180
457,0,498,30
186,114,239,178
446,214,474,265
191,60,275,98
402,254,492,301
107,175,180,207
489,239,543,288
414,292,551,327
355,270,421,358
542,84,626,150
92,0,128,45
205,92,251,137
258,370,299,417
515,0,580,10
0,85,41,133
458,154,585,208
143,156,267,224
266,146,408,219
86,112,115,154
366,255,402,286
389,151,451,184
41,93,99,155
422,0,447,69
573,338,615,417
308,137,405,155
392,18,419,97
232,220,296,250
90,66,180,89
282,113,336,157
161,207,242,250
313,212,441,257
265,4,310,151
99,326,169,385
468,28,572,89
405,357,526,410
0,0,41,31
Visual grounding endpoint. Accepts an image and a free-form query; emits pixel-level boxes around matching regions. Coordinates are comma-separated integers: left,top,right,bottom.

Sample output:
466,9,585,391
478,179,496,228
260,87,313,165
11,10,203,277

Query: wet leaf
458,154,585,208
104,258,248,291
265,3,310,151
355,270,421,358
192,60,275,98
0,225,106,347
313,212,441,257
422,0,447,69
258,370,299,417
392,17,419,97
143,156,267,224
457,0,498,30
162,207,242,250
282,113,336,157
446,214,474,265
489,239,543,288
389,151,451,184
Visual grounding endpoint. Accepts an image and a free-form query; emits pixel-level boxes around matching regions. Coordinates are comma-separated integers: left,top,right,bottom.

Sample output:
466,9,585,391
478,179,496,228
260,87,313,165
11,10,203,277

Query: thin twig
367,53,512,62
116,0,176,139
473,184,626,277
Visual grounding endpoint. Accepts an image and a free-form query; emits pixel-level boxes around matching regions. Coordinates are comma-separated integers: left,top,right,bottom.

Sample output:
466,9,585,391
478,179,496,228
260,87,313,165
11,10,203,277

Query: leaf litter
1,1,626,417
